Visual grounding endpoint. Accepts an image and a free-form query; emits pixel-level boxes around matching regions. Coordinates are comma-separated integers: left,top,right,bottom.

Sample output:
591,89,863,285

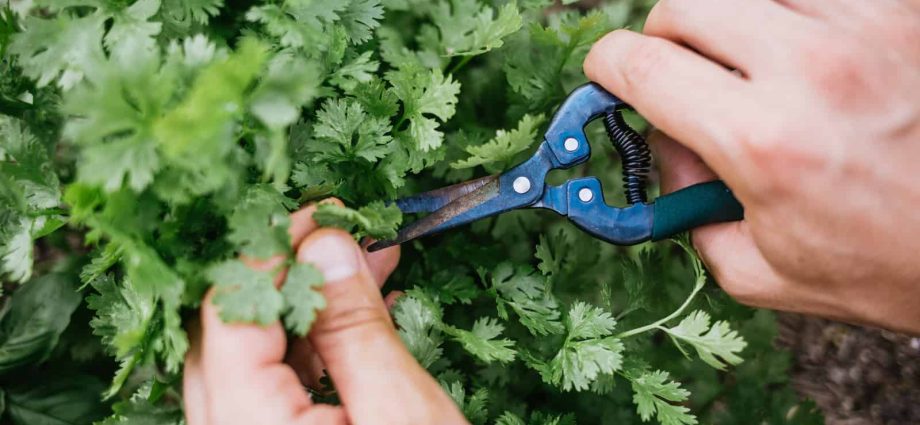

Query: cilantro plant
0,0,823,424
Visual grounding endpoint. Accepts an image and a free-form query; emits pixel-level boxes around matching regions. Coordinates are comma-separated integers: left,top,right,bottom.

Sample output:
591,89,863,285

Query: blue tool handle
562,178,654,245
650,181,744,240
543,83,625,167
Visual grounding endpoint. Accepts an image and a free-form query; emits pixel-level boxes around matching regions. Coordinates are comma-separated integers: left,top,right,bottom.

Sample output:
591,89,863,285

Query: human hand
584,0,920,333
183,200,468,425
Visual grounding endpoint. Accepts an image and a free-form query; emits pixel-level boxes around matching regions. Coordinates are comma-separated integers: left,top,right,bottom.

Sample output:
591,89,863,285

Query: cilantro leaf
309,98,393,163
281,263,327,336
312,201,402,240
86,275,155,360
340,0,385,44
664,310,747,370
160,0,223,25
485,262,563,336
393,295,443,368
226,185,294,260
442,381,489,425
387,67,460,153
1,115,62,282
8,13,106,89
207,260,284,325
451,114,544,172
630,370,697,425
444,317,516,364
552,337,624,391
566,301,618,340
431,0,523,57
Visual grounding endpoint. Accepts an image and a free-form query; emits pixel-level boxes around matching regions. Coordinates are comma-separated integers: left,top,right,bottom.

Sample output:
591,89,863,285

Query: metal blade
368,142,560,252
368,175,501,251
394,175,496,214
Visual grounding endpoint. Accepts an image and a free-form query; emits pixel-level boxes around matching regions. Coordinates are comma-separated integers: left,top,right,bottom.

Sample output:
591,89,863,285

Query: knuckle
797,35,873,105
621,37,670,94
584,30,629,77
314,304,391,337
730,125,817,199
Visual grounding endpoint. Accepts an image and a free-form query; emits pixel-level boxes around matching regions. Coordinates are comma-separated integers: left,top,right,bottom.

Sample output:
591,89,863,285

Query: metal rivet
564,137,579,152
513,176,532,194
578,188,594,202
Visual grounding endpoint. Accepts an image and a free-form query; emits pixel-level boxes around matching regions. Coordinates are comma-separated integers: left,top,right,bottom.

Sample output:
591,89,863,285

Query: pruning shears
367,83,743,252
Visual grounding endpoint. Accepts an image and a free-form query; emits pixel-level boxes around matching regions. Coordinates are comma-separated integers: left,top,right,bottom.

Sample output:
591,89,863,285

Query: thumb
296,229,466,425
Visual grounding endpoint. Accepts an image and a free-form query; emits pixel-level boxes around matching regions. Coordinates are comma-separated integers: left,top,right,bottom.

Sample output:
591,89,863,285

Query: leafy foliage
0,0,822,424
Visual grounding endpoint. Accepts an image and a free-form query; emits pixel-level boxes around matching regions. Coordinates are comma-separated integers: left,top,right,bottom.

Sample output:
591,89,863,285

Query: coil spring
603,109,652,204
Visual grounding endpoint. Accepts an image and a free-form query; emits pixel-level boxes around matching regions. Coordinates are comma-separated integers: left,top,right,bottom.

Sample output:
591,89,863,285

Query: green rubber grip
651,181,744,241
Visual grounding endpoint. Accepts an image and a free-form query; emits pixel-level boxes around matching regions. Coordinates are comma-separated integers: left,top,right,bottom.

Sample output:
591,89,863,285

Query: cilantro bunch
0,0,822,424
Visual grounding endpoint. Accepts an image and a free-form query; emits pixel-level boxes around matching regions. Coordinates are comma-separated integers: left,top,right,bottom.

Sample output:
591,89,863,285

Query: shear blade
395,175,496,213
368,175,502,252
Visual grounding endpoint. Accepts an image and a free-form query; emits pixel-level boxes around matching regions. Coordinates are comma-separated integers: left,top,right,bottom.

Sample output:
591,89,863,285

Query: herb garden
0,0,824,423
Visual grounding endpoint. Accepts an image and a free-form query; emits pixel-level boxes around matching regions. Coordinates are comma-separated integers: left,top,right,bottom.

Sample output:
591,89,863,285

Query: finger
362,241,401,288
286,241,401,388
199,290,318,425
239,198,345,280
691,221,824,314
648,130,717,194
584,30,754,184
384,290,404,311
183,317,207,425
644,0,810,75
290,198,344,244
298,229,466,424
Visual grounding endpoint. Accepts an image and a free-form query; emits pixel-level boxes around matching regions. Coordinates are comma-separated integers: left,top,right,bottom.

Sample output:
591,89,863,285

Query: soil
777,313,920,425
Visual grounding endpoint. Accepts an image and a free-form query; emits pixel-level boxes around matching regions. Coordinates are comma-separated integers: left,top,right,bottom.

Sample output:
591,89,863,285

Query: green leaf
5,374,108,425
8,13,106,89
630,370,697,425
387,67,460,153
664,310,747,370
444,317,516,364
86,275,155,359
0,274,81,374
312,201,402,240
552,337,623,391
226,185,294,260
207,260,284,325
566,301,617,340
442,381,489,425
451,114,544,172
432,0,523,57
393,295,443,369
340,0,385,44
309,98,394,163
281,263,326,336
160,0,223,25
485,262,563,336
0,116,62,282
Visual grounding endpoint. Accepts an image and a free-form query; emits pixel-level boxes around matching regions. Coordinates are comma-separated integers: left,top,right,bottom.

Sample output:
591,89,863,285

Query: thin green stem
446,55,474,75
614,278,704,339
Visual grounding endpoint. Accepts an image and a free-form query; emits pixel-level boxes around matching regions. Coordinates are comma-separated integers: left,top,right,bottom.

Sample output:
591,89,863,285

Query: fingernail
298,234,359,283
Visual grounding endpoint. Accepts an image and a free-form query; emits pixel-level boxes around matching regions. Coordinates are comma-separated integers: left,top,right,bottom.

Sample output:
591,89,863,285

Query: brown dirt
777,313,920,425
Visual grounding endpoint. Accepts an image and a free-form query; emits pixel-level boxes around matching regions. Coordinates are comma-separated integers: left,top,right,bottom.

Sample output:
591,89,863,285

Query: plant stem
615,277,705,339
447,55,473,75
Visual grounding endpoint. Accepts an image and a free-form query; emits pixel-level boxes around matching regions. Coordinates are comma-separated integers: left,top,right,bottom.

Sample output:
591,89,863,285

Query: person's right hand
585,0,920,333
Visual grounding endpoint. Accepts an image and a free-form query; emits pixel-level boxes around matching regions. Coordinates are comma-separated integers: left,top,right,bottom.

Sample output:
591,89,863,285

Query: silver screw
578,188,594,202
564,137,579,152
513,176,532,194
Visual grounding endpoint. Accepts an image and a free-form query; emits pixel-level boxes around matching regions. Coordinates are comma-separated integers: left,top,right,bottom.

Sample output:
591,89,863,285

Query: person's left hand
182,200,468,425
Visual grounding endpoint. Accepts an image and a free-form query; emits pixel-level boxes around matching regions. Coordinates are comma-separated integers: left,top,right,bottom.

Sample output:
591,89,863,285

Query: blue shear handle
650,181,745,241
543,83,625,167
